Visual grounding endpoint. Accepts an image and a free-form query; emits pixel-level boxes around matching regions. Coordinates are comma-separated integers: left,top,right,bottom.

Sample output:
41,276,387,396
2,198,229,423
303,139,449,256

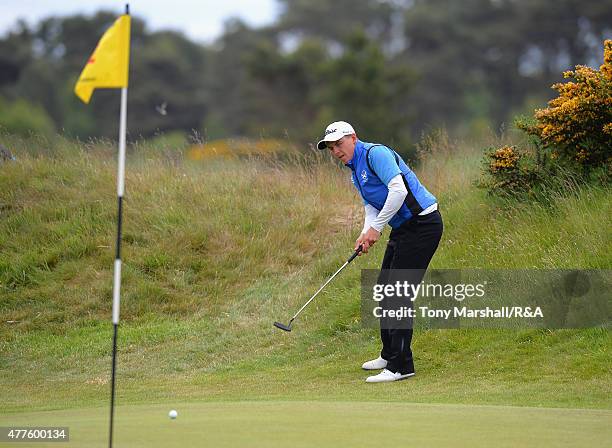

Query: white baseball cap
317,121,355,150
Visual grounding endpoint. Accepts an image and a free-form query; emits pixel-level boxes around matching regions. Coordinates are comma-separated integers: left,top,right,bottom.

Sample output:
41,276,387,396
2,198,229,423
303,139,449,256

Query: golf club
274,245,363,332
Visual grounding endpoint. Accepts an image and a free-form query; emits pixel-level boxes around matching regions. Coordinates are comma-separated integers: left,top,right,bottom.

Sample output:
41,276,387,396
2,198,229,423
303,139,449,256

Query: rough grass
0,135,610,413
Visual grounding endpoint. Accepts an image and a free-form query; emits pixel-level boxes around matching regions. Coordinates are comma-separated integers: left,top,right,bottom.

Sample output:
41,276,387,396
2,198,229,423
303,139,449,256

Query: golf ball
169,410,178,419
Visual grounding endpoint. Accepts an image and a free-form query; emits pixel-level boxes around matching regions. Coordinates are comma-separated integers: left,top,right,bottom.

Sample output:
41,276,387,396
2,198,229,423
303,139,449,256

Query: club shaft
291,260,350,320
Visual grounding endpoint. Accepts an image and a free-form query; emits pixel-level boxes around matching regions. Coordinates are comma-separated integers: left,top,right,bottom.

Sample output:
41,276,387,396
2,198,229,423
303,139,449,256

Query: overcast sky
1,0,280,43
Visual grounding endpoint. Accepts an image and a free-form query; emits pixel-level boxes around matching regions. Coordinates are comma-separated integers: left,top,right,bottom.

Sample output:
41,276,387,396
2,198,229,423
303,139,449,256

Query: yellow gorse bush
481,40,611,199
489,146,520,173
520,39,611,167
187,138,294,160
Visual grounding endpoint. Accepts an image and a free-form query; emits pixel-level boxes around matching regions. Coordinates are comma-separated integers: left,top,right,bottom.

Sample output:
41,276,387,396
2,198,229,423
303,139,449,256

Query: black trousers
378,210,443,374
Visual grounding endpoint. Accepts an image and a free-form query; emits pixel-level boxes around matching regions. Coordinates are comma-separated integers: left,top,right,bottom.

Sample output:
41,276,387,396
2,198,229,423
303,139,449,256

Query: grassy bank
0,137,610,413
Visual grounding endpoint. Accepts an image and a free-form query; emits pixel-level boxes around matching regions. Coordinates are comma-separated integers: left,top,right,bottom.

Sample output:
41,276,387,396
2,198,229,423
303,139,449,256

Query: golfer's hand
355,228,380,255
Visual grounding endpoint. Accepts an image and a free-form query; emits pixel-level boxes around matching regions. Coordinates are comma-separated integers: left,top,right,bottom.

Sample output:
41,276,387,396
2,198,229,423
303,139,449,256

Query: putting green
1,401,609,447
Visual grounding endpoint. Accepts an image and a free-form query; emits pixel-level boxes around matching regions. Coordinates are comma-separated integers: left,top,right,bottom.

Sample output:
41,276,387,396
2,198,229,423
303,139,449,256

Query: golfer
317,121,443,383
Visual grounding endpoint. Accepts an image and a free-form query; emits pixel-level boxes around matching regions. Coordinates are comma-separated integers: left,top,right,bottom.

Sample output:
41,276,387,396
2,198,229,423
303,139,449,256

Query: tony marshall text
373,306,544,319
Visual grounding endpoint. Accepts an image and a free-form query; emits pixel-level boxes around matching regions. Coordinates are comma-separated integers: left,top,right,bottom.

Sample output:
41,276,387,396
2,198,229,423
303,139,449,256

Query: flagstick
109,85,128,448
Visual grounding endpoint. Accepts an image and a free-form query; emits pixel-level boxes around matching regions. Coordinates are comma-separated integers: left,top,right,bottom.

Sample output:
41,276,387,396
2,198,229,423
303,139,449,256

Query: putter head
273,321,292,332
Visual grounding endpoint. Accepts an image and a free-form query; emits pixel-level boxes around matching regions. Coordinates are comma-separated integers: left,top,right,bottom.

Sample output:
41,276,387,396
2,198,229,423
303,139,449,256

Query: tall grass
1,139,362,330
0,133,610,411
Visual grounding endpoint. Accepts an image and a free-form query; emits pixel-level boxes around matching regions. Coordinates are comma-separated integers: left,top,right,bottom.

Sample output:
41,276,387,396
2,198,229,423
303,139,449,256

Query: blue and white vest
346,140,437,229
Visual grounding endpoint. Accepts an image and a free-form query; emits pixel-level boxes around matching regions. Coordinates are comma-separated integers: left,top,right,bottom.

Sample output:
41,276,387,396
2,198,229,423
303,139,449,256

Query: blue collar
345,139,364,168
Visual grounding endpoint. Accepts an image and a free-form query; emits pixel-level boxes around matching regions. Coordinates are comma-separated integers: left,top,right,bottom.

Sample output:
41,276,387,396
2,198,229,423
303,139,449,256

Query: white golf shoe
365,369,415,383
361,356,388,370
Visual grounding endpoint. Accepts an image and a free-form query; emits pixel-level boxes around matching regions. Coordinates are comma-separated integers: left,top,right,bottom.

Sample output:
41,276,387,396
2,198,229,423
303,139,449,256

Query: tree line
0,0,610,152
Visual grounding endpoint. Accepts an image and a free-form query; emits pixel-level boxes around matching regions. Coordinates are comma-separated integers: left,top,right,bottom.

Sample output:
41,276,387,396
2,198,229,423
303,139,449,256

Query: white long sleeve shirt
361,174,438,234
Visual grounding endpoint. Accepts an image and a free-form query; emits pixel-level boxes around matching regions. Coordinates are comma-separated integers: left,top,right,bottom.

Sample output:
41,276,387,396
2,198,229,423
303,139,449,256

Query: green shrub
0,97,56,138
478,144,547,199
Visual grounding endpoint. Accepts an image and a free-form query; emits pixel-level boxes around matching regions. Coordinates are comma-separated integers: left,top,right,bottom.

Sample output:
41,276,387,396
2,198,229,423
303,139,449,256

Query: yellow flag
74,15,131,104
